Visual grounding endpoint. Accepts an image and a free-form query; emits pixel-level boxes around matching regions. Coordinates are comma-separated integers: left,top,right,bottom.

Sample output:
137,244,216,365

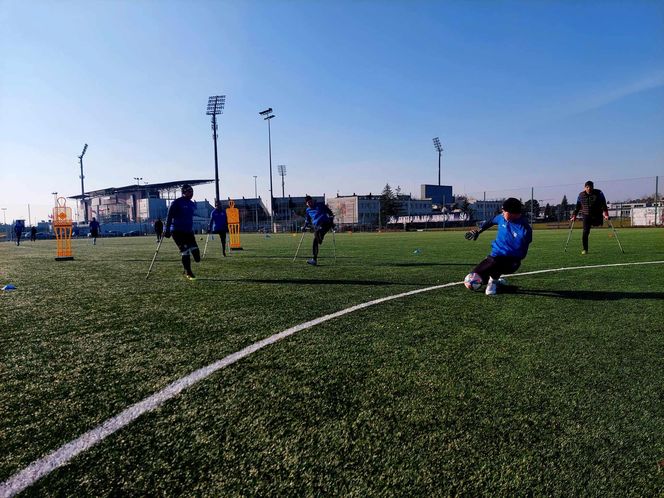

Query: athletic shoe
184,271,196,281
581,250,587,255
307,259,317,266
496,277,508,286
485,277,497,296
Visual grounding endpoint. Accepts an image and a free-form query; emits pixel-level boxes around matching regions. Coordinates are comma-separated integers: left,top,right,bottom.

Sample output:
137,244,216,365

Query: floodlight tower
253,175,259,229
78,143,88,223
278,165,287,198
1,207,6,226
259,108,275,231
433,137,443,186
207,95,226,204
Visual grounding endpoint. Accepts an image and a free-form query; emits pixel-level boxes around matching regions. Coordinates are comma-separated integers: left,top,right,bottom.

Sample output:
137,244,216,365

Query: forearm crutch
563,220,574,252
202,232,211,259
607,219,625,254
146,236,164,280
332,228,337,264
292,230,306,262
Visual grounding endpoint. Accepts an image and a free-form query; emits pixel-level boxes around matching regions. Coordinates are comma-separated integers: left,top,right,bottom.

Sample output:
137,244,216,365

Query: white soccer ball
464,272,483,291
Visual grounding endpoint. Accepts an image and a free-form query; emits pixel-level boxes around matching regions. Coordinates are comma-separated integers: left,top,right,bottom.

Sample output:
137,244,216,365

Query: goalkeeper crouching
464,197,532,295
302,195,335,266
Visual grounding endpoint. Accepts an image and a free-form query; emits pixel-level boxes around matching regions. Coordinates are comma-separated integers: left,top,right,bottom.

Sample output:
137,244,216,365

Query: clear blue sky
1,0,663,224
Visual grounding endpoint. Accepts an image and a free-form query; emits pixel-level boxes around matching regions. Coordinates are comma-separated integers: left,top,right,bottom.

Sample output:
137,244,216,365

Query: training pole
293,229,306,262
202,232,211,259
563,220,574,252
607,219,625,254
332,229,337,264
146,236,164,280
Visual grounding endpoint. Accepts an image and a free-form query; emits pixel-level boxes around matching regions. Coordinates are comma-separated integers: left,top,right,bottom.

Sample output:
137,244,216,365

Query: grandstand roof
68,179,214,199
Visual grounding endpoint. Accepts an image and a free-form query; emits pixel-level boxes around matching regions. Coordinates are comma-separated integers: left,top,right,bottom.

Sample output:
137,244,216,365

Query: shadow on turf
195,277,415,286
384,262,475,267
516,289,664,301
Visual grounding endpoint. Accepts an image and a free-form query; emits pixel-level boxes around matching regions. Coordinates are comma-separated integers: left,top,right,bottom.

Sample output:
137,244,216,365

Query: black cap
502,197,522,214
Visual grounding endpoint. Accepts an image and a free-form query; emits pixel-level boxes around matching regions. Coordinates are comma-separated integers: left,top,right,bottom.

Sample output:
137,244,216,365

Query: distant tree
379,183,400,227
557,195,570,221
543,203,554,221
459,198,473,222
524,199,541,221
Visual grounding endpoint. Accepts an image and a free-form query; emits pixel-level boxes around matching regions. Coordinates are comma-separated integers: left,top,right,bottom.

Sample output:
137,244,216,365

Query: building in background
328,194,381,228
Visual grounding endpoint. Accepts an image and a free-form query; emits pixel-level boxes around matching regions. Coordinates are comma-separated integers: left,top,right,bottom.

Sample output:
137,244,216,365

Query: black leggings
472,256,522,284
582,216,602,251
312,221,333,260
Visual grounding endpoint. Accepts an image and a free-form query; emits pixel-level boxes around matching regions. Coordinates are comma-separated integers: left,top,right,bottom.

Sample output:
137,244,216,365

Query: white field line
2,260,663,497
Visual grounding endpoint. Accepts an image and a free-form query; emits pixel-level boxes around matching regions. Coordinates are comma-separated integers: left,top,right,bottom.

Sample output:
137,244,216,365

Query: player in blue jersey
208,200,229,257
13,220,24,246
89,217,100,245
164,184,200,280
302,195,335,266
464,197,533,295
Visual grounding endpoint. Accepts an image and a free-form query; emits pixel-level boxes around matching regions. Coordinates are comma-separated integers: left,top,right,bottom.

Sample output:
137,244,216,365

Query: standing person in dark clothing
570,180,609,255
89,217,100,245
164,184,200,280
30,226,37,242
302,195,335,266
208,201,229,257
13,221,24,246
154,218,164,242
464,198,533,296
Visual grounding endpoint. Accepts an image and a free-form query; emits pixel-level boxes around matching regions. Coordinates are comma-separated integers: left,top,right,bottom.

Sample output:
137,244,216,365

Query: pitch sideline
2,260,663,497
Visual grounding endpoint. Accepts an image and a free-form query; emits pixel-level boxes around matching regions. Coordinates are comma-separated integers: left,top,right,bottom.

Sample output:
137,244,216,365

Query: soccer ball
464,272,483,291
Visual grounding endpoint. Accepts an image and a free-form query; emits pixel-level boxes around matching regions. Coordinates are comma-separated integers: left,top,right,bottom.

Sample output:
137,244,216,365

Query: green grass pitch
1,228,663,495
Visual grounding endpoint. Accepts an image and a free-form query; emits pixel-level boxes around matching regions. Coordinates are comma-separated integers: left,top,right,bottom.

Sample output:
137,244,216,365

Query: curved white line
2,260,663,497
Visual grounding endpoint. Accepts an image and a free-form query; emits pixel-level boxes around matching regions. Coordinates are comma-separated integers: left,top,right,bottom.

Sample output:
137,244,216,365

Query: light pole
207,95,226,204
133,177,143,223
278,165,287,198
259,108,275,231
433,137,443,186
253,175,258,230
78,143,88,223
51,192,58,204
1,207,6,226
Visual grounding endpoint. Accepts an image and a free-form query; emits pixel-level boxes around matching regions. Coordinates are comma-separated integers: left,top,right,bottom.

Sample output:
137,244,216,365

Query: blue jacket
305,202,333,228
166,197,196,233
480,214,532,259
208,208,228,233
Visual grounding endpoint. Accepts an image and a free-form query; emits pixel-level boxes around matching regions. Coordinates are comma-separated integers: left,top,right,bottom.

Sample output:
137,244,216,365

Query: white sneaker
485,277,497,295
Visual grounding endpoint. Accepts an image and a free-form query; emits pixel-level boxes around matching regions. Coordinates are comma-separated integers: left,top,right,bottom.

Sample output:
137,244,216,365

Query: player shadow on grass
196,277,415,286
385,262,476,267
516,289,664,301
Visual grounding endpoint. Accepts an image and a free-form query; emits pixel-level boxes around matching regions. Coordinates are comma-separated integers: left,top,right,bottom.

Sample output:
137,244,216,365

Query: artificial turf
1,228,663,496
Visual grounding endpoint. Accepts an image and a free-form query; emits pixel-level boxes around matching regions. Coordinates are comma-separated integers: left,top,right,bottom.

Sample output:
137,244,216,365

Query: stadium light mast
278,165,287,198
207,95,226,204
253,175,259,229
1,207,6,226
78,143,88,223
259,108,275,231
433,137,443,186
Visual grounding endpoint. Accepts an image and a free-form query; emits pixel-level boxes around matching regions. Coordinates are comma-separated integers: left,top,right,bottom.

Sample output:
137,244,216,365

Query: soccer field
2,228,664,496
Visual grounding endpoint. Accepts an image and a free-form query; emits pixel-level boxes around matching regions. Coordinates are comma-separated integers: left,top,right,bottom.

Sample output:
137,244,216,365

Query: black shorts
172,231,199,255
91,230,99,238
